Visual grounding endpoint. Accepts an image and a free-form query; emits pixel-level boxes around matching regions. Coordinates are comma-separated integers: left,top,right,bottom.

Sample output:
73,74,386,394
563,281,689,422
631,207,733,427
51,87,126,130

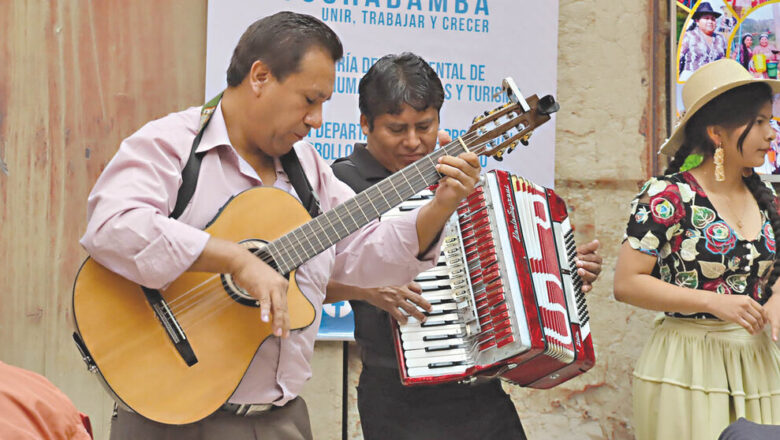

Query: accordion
382,170,595,387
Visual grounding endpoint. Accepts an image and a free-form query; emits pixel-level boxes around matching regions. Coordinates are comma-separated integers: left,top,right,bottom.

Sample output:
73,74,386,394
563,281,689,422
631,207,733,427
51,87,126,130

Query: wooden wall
0,2,207,439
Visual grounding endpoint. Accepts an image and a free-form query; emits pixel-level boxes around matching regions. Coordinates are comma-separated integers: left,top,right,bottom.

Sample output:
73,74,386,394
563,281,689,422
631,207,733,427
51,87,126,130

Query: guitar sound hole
220,239,277,307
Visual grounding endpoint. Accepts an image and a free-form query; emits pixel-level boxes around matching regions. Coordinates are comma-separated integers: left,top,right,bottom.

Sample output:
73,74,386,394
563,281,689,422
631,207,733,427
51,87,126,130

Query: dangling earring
714,144,725,182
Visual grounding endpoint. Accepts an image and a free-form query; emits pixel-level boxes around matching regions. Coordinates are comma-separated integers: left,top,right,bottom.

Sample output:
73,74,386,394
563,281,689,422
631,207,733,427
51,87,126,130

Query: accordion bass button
496,335,515,348
494,326,513,340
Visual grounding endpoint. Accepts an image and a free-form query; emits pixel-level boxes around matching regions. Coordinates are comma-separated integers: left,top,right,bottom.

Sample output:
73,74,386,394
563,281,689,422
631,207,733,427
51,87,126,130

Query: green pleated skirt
632,316,780,440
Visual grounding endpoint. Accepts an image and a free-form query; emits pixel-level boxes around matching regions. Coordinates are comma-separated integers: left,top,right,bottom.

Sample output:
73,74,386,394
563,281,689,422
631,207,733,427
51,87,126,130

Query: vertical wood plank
0,1,207,438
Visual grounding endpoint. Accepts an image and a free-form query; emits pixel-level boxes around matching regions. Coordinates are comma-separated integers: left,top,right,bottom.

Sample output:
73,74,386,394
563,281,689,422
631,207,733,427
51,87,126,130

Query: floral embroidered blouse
624,172,778,319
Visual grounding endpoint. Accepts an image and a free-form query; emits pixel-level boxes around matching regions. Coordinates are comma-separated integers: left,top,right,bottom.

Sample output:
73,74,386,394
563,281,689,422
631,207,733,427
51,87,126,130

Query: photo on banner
672,0,780,175
205,1,560,339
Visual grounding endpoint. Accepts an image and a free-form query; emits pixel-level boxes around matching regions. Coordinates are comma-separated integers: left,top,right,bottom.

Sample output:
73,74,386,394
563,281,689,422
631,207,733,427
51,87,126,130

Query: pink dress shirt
80,102,439,406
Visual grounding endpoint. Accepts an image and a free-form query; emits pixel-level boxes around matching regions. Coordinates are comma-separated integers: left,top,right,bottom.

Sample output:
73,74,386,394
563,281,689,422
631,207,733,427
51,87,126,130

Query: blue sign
317,300,355,341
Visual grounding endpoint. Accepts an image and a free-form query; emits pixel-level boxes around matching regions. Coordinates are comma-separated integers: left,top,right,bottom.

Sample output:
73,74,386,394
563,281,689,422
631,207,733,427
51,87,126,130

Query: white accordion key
419,290,456,302
414,266,452,280
399,322,463,335
404,352,468,367
405,313,458,325
403,346,469,360
425,302,458,313
407,364,469,378
402,337,466,350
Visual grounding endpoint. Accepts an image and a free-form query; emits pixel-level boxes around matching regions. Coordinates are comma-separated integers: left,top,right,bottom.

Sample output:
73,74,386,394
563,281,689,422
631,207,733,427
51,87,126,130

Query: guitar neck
267,141,468,274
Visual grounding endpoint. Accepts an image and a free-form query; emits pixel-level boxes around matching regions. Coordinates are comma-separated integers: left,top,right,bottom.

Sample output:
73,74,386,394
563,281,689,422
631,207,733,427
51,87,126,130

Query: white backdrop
205,0,559,187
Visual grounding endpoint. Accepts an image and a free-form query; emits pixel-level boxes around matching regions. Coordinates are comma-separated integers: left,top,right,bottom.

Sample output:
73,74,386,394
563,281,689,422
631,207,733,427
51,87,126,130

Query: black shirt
331,143,527,440
331,143,400,368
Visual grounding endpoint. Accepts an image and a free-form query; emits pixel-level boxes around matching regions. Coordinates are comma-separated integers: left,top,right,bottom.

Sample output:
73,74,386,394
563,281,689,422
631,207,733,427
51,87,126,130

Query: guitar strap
170,93,321,220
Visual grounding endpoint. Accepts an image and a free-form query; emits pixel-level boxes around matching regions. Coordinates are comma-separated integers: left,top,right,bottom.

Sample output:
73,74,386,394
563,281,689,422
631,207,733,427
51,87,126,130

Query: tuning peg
537,95,559,115
494,149,504,161
520,132,532,146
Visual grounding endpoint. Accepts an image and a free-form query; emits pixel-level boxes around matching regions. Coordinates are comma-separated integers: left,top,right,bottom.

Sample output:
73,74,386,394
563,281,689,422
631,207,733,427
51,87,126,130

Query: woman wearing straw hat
614,59,780,439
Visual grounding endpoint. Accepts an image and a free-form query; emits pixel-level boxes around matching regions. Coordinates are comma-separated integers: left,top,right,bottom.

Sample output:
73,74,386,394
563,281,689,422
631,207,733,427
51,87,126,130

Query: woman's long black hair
664,83,780,291
739,34,752,70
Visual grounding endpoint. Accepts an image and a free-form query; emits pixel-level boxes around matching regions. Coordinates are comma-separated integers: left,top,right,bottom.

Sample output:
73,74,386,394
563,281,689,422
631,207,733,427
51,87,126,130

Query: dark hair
358,52,444,130
739,34,753,69
665,83,780,289
226,11,343,86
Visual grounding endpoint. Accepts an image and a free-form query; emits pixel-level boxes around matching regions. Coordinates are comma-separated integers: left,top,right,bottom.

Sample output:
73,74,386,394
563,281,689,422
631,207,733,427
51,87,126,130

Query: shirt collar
196,99,232,154
196,99,289,186
349,143,392,181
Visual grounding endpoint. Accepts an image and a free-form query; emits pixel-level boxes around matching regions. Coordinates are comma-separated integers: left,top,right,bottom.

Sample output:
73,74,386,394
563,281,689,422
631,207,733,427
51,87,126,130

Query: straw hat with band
660,59,780,157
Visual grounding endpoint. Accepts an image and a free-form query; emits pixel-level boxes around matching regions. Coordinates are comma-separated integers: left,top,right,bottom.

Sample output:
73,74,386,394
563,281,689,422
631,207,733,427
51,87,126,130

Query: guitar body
72,187,316,425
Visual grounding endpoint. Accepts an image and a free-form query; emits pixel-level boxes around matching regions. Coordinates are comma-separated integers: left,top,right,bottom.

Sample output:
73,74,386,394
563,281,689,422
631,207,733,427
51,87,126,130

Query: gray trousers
109,397,313,440
719,417,780,440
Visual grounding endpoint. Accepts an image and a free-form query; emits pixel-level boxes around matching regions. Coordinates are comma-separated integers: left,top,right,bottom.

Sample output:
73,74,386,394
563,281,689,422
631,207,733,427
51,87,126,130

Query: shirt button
746,243,753,249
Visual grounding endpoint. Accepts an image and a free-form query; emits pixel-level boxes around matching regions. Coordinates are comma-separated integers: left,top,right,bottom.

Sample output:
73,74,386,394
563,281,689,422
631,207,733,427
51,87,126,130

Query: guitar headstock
459,77,559,161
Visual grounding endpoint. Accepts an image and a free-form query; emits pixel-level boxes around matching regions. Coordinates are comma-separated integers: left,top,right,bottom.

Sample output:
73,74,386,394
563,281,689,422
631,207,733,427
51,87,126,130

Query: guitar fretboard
267,141,468,275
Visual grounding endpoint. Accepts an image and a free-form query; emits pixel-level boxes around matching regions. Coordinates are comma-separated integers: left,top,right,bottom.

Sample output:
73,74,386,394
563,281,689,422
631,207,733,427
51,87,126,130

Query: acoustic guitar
72,84,558,425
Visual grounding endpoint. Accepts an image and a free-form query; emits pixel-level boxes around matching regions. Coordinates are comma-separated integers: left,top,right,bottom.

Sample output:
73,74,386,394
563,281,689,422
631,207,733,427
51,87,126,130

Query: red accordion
384,170,595,388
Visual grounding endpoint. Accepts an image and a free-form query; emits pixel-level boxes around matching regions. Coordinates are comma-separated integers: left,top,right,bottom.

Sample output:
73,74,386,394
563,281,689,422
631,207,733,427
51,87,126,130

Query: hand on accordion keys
364,282,432,325
575,239,602,293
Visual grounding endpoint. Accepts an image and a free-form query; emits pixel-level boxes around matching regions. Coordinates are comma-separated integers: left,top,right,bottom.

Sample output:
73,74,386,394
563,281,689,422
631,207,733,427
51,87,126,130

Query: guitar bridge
142,286,198,367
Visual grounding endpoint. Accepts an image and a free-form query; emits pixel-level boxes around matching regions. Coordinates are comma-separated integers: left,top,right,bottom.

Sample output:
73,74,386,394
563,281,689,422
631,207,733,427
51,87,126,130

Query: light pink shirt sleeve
79,110,210,289
295,143,442,288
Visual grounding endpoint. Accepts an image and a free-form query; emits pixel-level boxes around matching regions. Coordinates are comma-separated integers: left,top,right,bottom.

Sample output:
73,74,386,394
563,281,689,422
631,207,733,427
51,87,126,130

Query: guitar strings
170,146,498,325
165,130,487,312
166,135,500,323
169,137,499,324
265,132,494,272
168,154,451,319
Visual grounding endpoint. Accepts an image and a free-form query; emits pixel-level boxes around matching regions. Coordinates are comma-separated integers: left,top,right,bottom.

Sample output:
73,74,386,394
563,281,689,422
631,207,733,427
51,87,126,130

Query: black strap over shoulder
281,148,321,218
170,132,207,220
169,93,221,220
170,92,320,220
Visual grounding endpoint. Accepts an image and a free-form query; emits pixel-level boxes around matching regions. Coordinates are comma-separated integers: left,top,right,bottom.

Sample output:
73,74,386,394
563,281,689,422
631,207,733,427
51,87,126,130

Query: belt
220,402,275,416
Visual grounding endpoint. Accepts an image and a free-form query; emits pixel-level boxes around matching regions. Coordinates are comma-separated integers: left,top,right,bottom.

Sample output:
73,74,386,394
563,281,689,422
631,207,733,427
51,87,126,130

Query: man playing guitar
79,12,480,440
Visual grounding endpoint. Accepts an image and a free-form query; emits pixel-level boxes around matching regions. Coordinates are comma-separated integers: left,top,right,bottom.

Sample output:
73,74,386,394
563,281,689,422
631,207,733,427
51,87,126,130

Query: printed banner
206,0,560,339
673,0,780,174
318,301,356,341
